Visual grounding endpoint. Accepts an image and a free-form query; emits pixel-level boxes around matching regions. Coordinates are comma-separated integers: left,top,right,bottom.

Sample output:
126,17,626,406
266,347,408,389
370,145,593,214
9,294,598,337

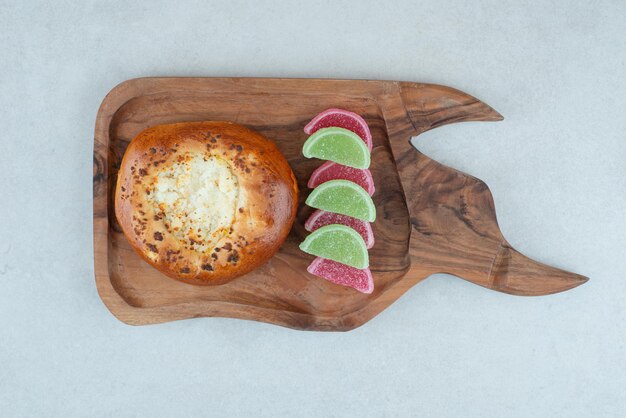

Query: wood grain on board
93,78,588,330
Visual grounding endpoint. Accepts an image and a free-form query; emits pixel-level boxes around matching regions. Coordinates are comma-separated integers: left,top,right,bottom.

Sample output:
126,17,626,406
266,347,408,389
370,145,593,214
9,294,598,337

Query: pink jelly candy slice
304,108,373,151
307,161,375,196
305,210,374,249
308,257,374,294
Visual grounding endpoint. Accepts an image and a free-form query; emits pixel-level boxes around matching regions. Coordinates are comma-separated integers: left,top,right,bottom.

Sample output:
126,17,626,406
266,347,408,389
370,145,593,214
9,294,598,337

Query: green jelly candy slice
302,127,370,169
299,224,369,269
305,179,376,222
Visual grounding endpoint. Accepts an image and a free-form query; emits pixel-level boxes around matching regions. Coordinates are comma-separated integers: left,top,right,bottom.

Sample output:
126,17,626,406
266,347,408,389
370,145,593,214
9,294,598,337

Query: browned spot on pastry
227,251,239,264
164,249,176,262
139,168,148,176
201,264,213,271
154,231,163,241
146,243,158,253
180,267,190,274
222,243,232,251
238,208,244,213
150,147,156,154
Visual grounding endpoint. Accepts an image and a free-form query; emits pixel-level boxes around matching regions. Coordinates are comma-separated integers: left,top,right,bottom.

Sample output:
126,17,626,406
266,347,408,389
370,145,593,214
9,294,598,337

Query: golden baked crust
114,121,298,285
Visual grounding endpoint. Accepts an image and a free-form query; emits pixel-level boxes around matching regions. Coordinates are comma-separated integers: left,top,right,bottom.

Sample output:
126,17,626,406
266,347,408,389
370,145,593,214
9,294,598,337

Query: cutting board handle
391,82,588,295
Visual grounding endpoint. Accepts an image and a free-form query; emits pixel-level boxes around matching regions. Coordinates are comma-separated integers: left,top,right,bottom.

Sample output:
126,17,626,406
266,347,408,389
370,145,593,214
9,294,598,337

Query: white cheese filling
152,154,239,252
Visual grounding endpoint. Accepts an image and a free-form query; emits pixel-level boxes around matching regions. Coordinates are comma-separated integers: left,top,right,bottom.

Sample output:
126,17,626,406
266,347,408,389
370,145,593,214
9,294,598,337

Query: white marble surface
1,1,625,416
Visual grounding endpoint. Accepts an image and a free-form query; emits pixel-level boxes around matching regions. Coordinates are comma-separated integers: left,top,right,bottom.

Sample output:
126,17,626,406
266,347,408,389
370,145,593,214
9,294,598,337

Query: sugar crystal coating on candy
304,108,373,151
308,161,375,196
307,257,374,294
305,210,374,249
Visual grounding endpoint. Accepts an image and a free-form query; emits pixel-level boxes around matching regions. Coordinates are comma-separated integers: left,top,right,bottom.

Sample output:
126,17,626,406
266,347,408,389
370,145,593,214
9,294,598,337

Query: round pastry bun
114,121,298,286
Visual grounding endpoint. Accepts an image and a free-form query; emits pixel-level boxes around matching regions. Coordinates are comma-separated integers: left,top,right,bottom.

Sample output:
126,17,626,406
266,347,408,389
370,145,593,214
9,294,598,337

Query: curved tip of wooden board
489,242,589,296
394,86,587,298
398,81,503,133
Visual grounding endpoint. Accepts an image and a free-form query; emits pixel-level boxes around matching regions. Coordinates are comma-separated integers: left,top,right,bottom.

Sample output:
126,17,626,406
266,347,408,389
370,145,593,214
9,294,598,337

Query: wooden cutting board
93,77,588,331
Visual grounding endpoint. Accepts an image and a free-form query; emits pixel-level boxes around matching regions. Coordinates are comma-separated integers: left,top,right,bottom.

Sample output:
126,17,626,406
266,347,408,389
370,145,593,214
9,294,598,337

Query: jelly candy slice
305,179,376,222
305,210,374,249
302,127,370,169
304,108,373,151
299,224,369,269
307,257,374,294
308,161,375,196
